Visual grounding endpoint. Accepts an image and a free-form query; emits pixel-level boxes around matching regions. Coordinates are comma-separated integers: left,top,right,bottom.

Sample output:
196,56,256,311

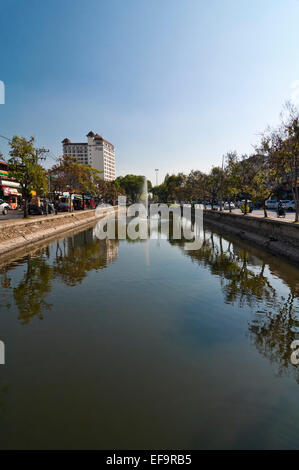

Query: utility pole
155,169,159,186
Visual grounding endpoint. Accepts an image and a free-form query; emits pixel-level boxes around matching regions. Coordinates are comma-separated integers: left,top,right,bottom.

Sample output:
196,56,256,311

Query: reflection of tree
170,227,299,382
13,253,53,324
248,293,299,382
53,231,118,286
171,231,276,308
0,268,12,313
0,228,118,324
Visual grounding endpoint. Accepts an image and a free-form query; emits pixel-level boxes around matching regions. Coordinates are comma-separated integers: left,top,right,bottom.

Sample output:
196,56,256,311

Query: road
0,210,24,221
0,207,297,223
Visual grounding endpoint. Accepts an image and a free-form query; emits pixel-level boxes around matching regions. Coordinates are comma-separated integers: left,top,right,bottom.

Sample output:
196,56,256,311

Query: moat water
0,219,298,449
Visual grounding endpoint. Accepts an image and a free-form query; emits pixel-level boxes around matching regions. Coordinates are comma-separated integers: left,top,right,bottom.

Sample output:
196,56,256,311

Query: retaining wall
203,210,299,264
0,207,119,256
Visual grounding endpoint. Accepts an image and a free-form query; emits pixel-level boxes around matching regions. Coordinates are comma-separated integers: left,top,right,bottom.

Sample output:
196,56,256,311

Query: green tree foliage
207,166,225,209
258,103,299,221
50,155,102,210
7,136,48,218
115,174,149,202
98,179,121,204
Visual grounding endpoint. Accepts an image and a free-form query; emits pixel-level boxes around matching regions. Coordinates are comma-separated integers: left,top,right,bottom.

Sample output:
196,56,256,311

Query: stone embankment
0,207,119,256
203,209,299,264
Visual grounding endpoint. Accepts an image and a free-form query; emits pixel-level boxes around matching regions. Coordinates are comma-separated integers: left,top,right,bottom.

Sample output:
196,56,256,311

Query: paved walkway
206,208,298,224
0,209,96,228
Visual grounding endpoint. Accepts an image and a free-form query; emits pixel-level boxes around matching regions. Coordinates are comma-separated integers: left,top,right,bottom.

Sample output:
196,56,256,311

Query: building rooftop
62,132,114,149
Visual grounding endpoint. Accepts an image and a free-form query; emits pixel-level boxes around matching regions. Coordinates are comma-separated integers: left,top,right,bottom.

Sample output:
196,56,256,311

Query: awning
1,180,21,189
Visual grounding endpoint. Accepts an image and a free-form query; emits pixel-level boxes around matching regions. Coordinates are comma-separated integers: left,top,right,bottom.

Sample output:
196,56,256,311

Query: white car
223,202,235,210
0,199,10,215
281,200,295,211
265,200,278,210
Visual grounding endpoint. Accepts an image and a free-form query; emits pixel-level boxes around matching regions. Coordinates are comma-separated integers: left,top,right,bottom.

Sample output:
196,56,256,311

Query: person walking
44,199,49,216
54,200,59,215
277,200,285,218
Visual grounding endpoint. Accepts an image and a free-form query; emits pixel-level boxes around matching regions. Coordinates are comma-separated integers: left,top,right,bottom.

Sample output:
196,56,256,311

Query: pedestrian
54,200,59,215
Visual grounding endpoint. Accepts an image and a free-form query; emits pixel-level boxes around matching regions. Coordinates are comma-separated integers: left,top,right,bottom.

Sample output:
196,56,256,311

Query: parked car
236,199,251,208
265,199,278,210
223,202,235,210
281,200,295,211
28,204,44,215
0,199,10,215
58,198,71,212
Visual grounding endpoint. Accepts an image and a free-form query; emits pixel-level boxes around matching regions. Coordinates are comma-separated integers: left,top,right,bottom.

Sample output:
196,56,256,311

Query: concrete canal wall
203,209,299,264
0,207,120,257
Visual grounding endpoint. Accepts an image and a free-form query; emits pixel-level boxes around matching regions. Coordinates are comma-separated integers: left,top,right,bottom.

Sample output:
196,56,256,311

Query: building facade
62,131,116,181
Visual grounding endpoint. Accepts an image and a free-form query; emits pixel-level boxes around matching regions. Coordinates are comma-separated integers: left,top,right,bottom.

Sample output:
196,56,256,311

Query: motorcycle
277,205,286,218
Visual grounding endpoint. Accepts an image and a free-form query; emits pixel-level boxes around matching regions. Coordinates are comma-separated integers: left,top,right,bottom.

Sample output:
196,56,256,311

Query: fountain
139,176,148,217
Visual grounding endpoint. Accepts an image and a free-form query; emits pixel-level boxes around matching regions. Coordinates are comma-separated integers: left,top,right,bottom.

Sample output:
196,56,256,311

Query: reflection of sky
0,224,299,449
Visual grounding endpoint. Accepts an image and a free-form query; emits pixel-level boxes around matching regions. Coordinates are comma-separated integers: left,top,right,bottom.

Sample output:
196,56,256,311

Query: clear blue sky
1,0,299,184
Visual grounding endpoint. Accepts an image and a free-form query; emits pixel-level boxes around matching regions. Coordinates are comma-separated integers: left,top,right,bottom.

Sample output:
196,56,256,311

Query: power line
0,133,57,163
0,133,11,142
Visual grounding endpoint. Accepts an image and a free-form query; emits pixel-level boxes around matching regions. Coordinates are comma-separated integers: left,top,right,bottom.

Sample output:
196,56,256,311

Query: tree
257,104,299,221
207,166,225,209
7,136,48,218
183,170,209,207
98,179,120,204
114,174,146,202
152,182,168,203
283,108,299,222
223,152,239,212
250,155,278,218
50,155,102,211
233,155,257,215
76,163,102,209
50,156,80,210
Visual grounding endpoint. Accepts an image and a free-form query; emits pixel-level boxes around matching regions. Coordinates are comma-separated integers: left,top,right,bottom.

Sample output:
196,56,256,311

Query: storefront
1,181,22,209
0,160,22,209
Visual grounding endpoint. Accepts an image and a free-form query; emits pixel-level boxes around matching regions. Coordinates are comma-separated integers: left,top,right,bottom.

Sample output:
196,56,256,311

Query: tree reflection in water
53,230,118,286
13,249,53,324
0,222,298,382
0,229,118,324
169,225,299,383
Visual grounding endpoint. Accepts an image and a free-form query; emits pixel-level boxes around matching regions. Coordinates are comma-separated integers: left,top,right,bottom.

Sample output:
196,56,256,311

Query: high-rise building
62,131,116,181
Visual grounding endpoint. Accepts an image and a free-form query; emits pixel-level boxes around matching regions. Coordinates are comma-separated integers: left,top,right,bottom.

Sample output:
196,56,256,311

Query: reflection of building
62,131,116,181
103,239,118,265
0,160,22,209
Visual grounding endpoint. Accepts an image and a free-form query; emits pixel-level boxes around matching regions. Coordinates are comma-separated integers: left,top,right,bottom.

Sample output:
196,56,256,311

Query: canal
0,219,298,449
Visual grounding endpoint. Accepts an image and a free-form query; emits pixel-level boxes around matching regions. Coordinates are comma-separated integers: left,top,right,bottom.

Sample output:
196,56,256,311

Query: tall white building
62,131,116,181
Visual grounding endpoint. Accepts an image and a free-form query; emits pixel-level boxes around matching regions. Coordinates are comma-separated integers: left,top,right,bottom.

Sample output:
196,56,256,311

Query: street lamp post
155,169,159,186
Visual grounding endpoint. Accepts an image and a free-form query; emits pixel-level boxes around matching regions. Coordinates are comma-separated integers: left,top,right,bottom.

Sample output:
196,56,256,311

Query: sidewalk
0,209,96,229
208,208,298,224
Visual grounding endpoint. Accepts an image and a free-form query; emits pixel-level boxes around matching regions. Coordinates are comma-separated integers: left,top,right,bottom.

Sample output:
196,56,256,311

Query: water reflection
0,229,118,324
0,221,298,383
53,230,118,286
13,251,53,324
170,228,299,382
1,221,299,449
